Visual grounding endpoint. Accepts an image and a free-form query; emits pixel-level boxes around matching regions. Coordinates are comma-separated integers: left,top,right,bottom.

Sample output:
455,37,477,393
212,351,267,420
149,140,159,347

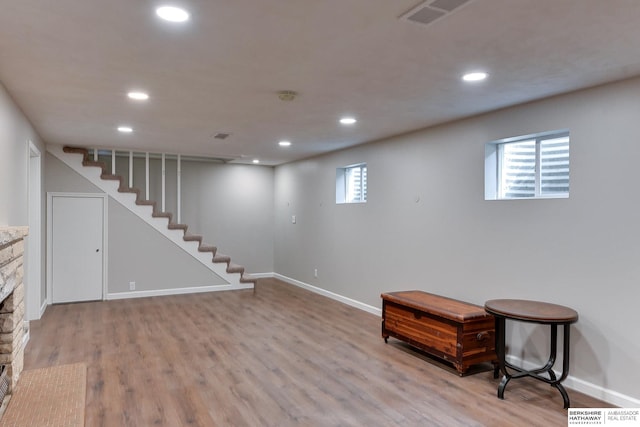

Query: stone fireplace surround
0,226,28,408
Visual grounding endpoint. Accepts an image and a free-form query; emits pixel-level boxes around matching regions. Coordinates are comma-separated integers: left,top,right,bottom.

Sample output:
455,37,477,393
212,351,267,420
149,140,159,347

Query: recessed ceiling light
279,140,291,147
462,72,488,82
156,6,190,22
117,126,133,133
252,159,260,164
339,117,357,125
127,91,149,101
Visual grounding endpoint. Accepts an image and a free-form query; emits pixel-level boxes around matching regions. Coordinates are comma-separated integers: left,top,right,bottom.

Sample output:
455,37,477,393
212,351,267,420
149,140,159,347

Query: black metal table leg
494,316,511,399
554,324,572,409
485,300,578,409
495,322,571,402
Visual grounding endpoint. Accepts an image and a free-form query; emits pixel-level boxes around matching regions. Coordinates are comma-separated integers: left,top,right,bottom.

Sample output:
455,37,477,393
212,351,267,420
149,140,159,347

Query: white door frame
46,192,108,304
26,141,43,319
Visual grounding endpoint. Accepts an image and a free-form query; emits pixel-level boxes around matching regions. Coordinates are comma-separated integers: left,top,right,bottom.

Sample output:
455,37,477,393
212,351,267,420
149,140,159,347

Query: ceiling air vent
213,133,230,140
400,0,474,27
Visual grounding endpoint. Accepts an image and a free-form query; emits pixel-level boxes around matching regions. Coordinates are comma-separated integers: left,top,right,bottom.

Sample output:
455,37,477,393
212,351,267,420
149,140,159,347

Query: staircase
48,144,256,290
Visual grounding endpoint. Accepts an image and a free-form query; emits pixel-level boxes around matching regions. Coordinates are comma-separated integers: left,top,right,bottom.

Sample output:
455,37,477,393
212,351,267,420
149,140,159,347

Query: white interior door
51,195,105,303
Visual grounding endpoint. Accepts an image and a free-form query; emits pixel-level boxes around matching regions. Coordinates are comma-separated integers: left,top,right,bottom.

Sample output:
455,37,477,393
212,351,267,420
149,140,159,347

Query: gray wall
45,154,226,294
0,82,46,312
107,155,274,274
108,200,226,292
180,161,274,273
274,76,640,402
0,83,42,224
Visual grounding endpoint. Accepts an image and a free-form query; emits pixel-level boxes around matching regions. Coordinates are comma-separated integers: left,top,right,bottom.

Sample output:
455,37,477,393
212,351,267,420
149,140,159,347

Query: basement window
485,130,570,200
336,163,367,204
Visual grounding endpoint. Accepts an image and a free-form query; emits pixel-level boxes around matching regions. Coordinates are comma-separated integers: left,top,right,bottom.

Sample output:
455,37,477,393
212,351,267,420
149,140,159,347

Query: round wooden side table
484,299,578,409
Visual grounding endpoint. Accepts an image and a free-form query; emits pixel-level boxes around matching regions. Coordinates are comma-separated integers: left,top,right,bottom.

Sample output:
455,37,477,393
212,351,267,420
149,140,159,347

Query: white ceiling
1,0,640,165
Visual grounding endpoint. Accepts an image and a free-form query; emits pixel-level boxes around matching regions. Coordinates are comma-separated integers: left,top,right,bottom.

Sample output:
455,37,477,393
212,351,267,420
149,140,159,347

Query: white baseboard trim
248,272,276,279
39,299,48,317
272,273,382,316
106,283,253,300
22,322,30,348
506,355,640,408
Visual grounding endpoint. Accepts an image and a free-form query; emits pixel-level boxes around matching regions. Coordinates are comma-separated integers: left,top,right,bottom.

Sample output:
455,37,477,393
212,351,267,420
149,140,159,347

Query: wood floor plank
24,278,612,426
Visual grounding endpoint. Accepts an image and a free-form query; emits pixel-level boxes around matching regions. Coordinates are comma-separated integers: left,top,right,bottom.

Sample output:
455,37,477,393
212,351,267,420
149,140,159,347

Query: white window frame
485,129,569,200
336,163,367,204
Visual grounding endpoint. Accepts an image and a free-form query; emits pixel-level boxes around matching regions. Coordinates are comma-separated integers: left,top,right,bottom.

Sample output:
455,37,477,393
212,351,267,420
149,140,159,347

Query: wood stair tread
226,264,244,274
101,174,121,180
119,187,140,194
152,212,173,219
213,254,231,264
83,161,104,168
63,146,88,155
240,274,257,284
167,223,188,230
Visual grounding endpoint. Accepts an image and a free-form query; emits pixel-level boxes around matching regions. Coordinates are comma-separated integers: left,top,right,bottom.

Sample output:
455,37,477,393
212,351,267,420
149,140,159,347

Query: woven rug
0,363,86,427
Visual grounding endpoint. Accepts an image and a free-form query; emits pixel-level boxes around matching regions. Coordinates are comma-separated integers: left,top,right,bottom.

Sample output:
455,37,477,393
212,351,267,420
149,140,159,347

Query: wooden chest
381,290,497,376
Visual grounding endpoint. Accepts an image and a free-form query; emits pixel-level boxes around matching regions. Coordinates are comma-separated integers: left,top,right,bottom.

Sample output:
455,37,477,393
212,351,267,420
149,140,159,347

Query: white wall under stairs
48,144,253,294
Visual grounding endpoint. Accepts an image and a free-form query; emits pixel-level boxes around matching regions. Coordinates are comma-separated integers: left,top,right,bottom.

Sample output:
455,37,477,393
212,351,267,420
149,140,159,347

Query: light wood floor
25,278,609,426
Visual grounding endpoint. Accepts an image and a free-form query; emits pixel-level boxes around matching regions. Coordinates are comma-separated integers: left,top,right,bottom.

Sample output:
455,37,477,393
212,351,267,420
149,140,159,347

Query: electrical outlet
314,269,318,278
129,281,136,291
291,215,296,224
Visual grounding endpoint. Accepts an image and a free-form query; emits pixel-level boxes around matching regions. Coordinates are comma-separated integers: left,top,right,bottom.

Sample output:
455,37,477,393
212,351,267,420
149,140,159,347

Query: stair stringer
47,144,253,291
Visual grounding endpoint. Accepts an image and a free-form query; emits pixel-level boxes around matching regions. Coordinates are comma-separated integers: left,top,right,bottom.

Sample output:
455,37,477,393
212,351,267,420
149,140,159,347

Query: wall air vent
400,0,474,27
213,133,231,140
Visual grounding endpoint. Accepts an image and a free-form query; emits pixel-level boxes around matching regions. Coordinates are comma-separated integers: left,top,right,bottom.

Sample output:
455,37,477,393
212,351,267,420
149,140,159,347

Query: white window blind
500,139,536,198
346,164,367,203
496,131,569,199
540,136,570,196
336,163,367,204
